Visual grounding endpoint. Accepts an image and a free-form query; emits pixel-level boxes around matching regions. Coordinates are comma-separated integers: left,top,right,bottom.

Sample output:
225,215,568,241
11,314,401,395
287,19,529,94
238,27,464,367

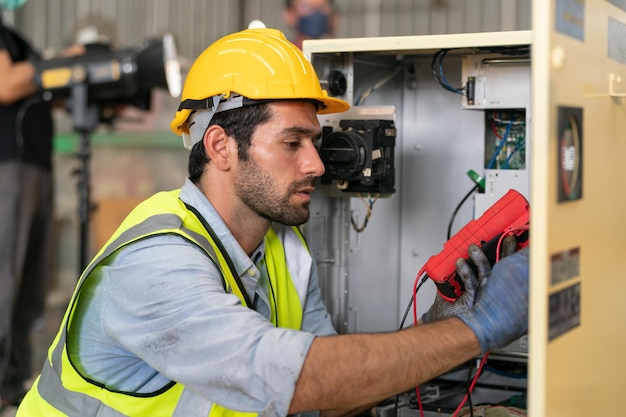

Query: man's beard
234,157,314,226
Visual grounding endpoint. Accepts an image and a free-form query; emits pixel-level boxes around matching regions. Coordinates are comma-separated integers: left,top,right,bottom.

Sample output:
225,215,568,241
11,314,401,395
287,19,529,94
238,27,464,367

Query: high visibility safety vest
18,190,309,417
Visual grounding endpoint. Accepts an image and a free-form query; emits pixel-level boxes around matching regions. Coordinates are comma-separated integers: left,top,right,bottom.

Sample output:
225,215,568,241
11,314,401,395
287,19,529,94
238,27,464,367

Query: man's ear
203,125,234,170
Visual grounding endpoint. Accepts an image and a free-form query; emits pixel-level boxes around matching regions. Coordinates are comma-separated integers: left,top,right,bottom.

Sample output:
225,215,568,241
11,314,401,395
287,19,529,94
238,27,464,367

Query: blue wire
437,50,464,95
486,119,512,169
504,137,526,167
439,65,463,94
501,122,515,168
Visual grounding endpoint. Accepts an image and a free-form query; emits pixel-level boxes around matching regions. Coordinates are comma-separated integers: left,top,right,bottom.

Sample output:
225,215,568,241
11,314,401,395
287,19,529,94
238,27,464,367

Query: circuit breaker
319,118,397,196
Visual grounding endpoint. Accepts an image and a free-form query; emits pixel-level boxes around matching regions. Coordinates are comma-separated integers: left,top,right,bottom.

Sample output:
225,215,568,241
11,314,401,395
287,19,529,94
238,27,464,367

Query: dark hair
188,103,273,183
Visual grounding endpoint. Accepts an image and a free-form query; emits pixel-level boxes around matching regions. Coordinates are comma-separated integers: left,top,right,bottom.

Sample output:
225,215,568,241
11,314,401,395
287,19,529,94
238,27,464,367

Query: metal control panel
303,32,532,416
303,32,531,340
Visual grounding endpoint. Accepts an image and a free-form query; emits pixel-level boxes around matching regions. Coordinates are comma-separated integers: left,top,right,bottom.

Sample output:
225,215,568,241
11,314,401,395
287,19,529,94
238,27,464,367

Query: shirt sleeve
98,234,317,417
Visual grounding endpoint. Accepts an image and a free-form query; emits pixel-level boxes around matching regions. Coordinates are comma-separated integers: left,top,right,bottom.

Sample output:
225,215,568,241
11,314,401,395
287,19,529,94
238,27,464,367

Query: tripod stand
69,83,100,273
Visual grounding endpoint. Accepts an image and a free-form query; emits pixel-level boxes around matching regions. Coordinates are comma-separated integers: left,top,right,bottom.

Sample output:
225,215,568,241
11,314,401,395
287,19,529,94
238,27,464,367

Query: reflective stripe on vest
18,190,306,417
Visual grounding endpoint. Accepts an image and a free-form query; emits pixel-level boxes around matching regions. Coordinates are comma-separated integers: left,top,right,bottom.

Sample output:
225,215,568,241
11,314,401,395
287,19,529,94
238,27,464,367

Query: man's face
232,101,324,226
286,0,335,39
291,0,333,17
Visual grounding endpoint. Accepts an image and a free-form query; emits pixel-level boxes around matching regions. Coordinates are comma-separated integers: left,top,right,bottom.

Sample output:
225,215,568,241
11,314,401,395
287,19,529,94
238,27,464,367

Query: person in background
0,0,55,409
283,0,337,49
0,0,83,410
17,28,529,417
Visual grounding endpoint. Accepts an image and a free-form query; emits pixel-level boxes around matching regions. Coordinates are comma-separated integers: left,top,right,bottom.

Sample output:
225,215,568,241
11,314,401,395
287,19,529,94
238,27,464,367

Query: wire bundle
431,49,467,96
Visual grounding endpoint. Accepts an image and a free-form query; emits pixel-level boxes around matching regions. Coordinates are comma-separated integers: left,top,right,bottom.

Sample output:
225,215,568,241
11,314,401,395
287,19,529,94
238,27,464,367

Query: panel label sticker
549,282,581,341
557,106,583,202
608,17,626,64
556,0,585,41
551,247,581,285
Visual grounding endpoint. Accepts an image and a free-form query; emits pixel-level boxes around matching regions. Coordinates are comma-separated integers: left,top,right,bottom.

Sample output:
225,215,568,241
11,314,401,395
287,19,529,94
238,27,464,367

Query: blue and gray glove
459,245,529,354
421,244,491,324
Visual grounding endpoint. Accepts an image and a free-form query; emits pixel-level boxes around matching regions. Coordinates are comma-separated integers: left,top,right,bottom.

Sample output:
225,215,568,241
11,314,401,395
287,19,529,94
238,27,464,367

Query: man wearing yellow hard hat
18,28,529,417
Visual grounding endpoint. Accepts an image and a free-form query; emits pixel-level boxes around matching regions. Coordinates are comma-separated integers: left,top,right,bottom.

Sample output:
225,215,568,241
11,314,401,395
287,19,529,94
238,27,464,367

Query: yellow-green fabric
18,189,306,417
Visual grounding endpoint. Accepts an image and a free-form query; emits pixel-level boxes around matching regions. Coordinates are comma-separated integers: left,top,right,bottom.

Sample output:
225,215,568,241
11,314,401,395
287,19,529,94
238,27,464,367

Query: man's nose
302,143,326,177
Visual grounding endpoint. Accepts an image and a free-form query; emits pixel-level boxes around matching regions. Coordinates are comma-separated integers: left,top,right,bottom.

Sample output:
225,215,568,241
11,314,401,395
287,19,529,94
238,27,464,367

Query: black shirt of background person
0,20,53,170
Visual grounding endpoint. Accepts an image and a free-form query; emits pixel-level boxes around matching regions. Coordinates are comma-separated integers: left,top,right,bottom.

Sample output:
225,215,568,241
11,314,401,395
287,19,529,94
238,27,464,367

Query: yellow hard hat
170,28,349,141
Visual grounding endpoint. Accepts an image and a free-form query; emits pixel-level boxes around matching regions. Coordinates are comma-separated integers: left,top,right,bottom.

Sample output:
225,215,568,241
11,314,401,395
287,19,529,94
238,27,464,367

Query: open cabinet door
529,0,626,415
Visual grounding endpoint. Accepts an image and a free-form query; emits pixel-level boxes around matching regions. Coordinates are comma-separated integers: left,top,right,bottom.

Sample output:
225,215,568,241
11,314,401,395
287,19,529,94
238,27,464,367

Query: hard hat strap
178,94,245,112
179,93,326,113
182,94,224,150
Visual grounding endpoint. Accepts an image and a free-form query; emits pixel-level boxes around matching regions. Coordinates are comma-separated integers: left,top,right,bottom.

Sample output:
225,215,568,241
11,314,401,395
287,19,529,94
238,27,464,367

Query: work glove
466,234,519,294
458,245,529,354
421,235,520,324
421,244,490,324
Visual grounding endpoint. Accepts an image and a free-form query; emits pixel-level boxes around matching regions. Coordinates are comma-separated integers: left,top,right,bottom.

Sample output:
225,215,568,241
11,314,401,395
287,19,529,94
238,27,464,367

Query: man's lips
291,177,316,199
293,187,315,200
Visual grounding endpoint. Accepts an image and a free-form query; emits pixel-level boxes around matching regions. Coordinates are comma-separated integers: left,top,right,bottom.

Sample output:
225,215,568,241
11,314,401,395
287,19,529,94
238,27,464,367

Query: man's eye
286,141,300,148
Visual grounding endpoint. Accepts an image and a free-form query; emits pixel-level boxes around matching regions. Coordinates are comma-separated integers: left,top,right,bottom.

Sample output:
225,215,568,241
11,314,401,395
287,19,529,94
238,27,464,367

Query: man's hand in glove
421,244,491,324
459,245,529,354
421,235,519,324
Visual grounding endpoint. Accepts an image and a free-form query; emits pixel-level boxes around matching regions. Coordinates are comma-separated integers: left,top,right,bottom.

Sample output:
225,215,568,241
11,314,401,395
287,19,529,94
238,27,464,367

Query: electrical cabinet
303,32,531,415
304,30,531,337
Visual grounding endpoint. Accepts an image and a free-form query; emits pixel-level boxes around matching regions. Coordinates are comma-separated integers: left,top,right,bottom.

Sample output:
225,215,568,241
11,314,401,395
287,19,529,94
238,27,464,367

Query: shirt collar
178,178,265,276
